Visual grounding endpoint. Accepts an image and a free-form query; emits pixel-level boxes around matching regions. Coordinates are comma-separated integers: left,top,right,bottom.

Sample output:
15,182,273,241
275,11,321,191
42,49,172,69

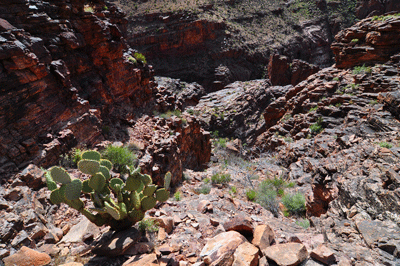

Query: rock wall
0,0,155,180
332,14,400,68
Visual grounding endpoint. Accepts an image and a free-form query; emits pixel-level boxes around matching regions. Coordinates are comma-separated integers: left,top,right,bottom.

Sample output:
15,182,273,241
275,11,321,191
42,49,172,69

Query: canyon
0,0,399,266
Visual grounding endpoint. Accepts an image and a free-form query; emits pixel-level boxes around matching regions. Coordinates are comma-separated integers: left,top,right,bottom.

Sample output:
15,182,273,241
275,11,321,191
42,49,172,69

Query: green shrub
246,189,256,201
379,142,392,149
134,52,147,64
296,219,310,229
308,106,318,113
174,191,181,201
351,39,358,43
138,219,159,232
353,64,372,75
196,184,211,194
310,117,323,134
203,178,210,184
101,145,137,174
282,193,306,215
128,56,137,64
256,185,279,217
230,186,237,195
211,172,231,184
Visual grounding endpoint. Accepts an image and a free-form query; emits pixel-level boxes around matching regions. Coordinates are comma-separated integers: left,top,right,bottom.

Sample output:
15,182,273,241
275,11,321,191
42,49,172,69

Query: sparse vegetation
195,184,211,194
174,191,181,201
309,117,324,134
282,193,306,215
379,142,393,149
211,172,231,184
138,219,159,232
353,64,372,75
296,219,310,229
101,145,137,174
134,52,147,64
84,5,94,12
246,189,256,201
308,106,318,113
369,99,378,105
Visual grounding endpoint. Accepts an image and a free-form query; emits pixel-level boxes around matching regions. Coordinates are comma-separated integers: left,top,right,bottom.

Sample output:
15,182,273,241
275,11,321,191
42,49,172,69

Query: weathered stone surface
310,244,336,265
223,215,254,236
0,0,155,179
232,242,259,266
92,227,141,256
252,224,275,251
264,243,308,266
3,246,51,266
123,253,158,266
200,231,247,265
268,54,319,86
61,218,100,244
332,16,400,68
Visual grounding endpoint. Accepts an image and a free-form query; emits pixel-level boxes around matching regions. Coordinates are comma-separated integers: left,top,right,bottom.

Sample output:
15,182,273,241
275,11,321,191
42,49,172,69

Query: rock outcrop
332,14,400,68
0,0,155,180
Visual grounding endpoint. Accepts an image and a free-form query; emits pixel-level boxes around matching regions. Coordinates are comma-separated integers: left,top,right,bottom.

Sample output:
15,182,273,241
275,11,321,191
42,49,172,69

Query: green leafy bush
256,184,279,217
296,219,310,229
282,193,306,215
310,117,323,134
45,150,171,231
101,145,137,174
379,142,392,149
138,219,159,232
174,191,181,201
211,172,231,184
353,64,372,75
246,189,256,201
134,52,147,64
195,184,211,195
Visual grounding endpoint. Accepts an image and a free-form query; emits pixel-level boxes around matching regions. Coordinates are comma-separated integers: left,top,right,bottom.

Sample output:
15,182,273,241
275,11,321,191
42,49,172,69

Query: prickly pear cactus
45,149,172,232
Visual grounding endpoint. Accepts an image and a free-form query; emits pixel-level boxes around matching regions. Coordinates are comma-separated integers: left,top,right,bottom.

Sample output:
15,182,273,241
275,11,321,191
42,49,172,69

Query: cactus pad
125,176,142,191
141,196,157,211
164,172,171,190
143,184,157,197
155,188,169,202
50,166,71,184
129,166,141,178
89,207,107,214
141,174,152,186
65,179,82,200
78,159,100,176
66,199,84,210
100,159,113,171
45,171,58,191
50,189,64,205
129,209,144,222
118,202,127,219
81,150,101,161
98,165,111,180
110,178,124,191
89,173,106,192
131,190,141,210
47,180,58,191
105,201,121,220
82,180,93,193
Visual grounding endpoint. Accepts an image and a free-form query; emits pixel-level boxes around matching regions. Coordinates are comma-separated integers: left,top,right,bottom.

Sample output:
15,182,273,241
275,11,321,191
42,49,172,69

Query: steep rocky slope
115,0,400,89
0,0,154,179
1,11,400,266
0,0,212,183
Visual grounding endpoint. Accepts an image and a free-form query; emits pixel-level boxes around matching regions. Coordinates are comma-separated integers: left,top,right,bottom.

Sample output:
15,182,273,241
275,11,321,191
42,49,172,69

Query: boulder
264,243,308,266
3,246,51,266
200,231,247,265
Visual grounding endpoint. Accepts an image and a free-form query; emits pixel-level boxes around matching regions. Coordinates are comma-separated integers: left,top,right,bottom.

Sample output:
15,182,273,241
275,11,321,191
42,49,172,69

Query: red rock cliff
0,0,155,180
